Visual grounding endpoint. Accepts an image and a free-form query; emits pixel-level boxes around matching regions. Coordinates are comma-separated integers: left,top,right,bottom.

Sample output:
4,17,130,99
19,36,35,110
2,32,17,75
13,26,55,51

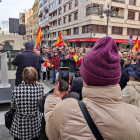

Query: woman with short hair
10,67,44,140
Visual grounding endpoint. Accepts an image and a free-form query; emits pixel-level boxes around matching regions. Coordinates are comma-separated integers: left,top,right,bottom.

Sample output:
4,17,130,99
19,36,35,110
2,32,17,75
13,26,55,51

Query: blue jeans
71,72,75,79
52,69,58,82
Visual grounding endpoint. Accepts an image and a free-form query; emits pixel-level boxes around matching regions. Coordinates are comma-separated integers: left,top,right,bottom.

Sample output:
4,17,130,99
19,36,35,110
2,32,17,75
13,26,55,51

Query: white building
38,0,140,49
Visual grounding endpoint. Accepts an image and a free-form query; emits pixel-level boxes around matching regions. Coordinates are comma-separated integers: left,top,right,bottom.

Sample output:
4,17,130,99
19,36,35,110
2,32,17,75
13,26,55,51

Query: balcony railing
112,0,125,4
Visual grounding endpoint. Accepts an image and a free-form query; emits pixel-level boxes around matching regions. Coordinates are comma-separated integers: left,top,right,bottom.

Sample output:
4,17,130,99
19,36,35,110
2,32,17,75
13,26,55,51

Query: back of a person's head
80,36,121,86
71,77,83,95
22,67,38,84
25,42,34,50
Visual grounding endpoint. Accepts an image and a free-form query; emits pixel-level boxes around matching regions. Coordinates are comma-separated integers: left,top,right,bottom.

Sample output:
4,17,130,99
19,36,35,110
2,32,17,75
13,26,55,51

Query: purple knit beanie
80,36,121,86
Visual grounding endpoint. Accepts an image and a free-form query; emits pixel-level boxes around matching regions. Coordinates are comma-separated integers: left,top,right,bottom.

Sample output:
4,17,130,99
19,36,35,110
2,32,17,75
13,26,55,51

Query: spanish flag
132,36,139,52
44,58,50,67
70,53,78,65
53,32,67,46
36,26,43,49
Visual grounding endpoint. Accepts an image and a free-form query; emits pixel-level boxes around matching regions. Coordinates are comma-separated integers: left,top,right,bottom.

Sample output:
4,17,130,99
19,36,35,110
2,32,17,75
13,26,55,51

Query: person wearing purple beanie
44,36,140,140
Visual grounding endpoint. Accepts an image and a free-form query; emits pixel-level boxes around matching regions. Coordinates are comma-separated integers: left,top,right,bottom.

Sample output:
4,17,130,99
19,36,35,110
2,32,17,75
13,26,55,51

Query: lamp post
89,27,94,48
100,4,117,36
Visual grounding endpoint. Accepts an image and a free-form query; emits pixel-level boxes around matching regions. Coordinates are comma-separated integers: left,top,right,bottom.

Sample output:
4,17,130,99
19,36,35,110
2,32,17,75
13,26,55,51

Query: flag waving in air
36,26,43,49
53,32,67,46
132,36,139,52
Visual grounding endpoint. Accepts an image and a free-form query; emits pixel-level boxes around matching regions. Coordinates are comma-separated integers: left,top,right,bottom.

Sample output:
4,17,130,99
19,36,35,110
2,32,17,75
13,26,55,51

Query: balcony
38,11,43,17
110,17,124,23
111,1,125,8
111,0,125,4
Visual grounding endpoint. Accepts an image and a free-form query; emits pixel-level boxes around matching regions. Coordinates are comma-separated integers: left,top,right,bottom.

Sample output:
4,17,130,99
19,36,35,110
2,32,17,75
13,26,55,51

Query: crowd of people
1,37,140,140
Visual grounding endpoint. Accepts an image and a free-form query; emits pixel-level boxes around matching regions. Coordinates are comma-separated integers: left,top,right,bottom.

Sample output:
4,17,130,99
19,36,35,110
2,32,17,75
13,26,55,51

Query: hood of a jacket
127,81,140,92
82,84,121,103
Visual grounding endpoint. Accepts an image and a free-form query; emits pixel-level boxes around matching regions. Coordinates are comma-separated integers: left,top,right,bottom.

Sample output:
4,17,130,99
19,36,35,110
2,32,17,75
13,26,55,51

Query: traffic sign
129,35,133,39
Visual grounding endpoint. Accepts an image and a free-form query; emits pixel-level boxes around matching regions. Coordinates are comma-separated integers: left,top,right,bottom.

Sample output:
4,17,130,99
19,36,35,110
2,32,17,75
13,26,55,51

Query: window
59,0,62,4
64,5,66,12
129,0,136,5
86,7,92,15
53,32,56,37
58,18,61,25
82,24,106,34
64,16,66,23
112,26,122,35
66,29,71,35
128,11,135,20
75,0,78,7
52,20,57,26
68,15,72,22
93,4,99,14
73,27,79,34
69,2,72,10
59,8,62,15
127,28,140,35
74,12,78,20
58,31,61,35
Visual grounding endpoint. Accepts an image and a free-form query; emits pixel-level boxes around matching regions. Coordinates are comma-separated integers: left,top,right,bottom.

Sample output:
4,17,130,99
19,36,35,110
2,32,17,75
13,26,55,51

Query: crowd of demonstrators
5,37,140,140
34,45,89,84
44,37,140,140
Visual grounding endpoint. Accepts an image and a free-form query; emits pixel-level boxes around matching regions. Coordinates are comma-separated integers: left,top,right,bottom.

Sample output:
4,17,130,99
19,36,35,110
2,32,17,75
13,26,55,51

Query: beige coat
121,81,140,108
44,84,140,140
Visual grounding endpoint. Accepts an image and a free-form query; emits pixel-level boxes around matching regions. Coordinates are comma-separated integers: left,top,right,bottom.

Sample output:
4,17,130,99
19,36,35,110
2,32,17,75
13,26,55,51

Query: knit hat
80,36,121,86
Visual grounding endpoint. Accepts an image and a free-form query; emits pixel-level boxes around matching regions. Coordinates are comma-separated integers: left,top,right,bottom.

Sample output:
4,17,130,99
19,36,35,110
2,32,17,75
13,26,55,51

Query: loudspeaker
19,24,26,35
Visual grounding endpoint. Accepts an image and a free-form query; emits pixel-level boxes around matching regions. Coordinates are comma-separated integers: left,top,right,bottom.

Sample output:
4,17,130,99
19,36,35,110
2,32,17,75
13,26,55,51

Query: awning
68,38,136,43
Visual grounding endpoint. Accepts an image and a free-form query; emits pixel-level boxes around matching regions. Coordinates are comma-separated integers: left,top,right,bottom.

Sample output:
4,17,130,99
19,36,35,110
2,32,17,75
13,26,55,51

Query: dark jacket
70,77,83,100
60,54,68,67
136,61,140,70
68,56,76,72
38,88,81,140
12,50,39,86
36,55,44,70
47,54,52,60
119,66,127,90
125,64,134,81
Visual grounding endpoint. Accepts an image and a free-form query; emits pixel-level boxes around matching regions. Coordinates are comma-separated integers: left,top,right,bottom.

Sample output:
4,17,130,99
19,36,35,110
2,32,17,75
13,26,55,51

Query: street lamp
89,27,94,48
100,4,117,36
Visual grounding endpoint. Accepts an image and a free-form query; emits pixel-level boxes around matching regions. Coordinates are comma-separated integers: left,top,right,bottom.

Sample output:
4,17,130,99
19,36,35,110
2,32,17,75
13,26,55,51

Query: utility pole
100,4,117,36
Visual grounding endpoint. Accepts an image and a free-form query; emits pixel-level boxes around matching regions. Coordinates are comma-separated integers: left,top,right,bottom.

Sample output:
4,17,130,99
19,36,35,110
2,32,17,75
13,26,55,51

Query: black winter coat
119,66,127,90
12,50,39,86
68,56,76,72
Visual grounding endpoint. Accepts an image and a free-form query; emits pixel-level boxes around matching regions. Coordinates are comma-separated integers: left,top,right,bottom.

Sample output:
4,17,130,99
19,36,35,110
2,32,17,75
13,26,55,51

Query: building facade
38,0,140,49
25,9,33,41
19,13,25,24
32,0,39,42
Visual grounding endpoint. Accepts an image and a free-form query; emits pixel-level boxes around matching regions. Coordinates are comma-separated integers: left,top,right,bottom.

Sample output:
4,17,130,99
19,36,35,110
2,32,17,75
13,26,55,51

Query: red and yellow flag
36,26,43,49
132,36,139,52
53,32,67,46
69,53,78,65
44,58,50,67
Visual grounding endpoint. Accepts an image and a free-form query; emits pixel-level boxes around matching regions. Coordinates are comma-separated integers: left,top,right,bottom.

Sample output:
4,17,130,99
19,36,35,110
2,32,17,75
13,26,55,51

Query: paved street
0,78,55,140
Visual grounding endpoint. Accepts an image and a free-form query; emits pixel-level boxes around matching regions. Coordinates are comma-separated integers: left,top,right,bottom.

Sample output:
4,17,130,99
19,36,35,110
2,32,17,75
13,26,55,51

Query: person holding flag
65,48,78,78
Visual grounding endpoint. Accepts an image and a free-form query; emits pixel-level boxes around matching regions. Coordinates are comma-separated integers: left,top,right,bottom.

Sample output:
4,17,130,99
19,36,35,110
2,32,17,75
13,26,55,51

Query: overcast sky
0,0,35,32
